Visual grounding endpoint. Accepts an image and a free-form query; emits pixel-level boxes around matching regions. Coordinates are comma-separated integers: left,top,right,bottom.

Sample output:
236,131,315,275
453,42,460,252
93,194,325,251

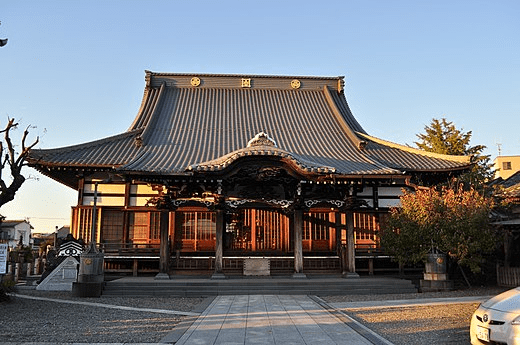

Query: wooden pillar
156,210,170,279
77,178,85,206
335,212,342,254
293,208,306,278
344,212,359,278
336,212,347,274
133,259,138,277
212,207,226,279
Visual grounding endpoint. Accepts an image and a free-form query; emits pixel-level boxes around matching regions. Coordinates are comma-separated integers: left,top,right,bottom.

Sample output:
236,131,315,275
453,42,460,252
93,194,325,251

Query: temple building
28,72,471,277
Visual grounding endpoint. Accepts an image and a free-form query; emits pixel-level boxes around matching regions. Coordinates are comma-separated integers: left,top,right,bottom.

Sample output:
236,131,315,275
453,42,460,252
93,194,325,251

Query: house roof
0,220,33,229
28,72,471,188
496,171,520,199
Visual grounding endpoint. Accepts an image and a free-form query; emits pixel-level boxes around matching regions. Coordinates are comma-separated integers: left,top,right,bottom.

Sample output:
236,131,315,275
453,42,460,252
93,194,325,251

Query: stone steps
102,275,417,297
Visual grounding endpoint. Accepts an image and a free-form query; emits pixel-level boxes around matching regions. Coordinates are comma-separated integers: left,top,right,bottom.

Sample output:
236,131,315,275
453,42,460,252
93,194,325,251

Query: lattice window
197,212,216,241
150,212,160,240
180,212,196,240
128,212,160,243
227,209,289,252
304,212,331,241
74,207,94,243
353,212,386,248
254,209,287,251
178,211,216,241
101,210,124,241
302,211,335,252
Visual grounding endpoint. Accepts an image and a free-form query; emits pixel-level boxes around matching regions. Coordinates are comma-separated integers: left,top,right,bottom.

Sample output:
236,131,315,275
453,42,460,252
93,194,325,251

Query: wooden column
293,208,306,278
155,210,170,279
344,212,359,278
212,207,226,279
77,178,85,206
335,212,343,255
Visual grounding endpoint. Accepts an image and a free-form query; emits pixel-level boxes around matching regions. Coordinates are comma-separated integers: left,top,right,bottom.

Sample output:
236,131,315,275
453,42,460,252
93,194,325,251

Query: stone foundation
420,278,454,292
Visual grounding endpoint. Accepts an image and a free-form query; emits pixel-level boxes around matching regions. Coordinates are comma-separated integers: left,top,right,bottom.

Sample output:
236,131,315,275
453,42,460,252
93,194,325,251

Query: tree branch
0,118,39,208
16,125,39,167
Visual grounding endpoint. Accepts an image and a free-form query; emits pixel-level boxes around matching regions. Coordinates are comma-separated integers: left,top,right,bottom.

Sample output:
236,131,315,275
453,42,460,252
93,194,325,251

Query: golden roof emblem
190,77,201,87
291,79,301,89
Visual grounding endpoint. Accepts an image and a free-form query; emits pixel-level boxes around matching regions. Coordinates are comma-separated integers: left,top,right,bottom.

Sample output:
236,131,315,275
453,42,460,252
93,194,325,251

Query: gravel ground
323,286,509,303
1,286,510,344
1,288,205,344
345,302,479,345
323,287,510,345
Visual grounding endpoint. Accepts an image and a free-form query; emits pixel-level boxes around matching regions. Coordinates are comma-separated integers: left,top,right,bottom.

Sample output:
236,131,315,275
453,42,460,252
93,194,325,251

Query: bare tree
0,118,39,208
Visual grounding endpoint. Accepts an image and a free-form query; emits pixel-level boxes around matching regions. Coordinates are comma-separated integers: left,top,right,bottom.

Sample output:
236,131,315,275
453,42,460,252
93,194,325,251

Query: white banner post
0,243,7,275
0,243,8,286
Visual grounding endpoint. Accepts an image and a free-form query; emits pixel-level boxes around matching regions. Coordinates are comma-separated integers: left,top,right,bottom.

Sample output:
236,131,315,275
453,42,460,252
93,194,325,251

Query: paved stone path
174,295,379,345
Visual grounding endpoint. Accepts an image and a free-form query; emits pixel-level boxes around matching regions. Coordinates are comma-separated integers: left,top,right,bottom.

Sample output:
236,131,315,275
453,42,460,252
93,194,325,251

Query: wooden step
102,276,417,297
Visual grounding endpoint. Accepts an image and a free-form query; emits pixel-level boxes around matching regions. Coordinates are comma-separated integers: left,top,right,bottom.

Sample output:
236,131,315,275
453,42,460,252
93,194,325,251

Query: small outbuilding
0,220,33,249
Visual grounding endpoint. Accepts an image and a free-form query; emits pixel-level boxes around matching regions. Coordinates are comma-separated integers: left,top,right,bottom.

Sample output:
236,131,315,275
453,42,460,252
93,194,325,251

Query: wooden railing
101,242,160,256
497,266,520,287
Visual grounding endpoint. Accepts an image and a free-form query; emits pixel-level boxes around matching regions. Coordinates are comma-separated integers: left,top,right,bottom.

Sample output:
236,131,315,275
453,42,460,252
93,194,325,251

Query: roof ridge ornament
134,136,143,147
247,132,277,148
338,77,345,93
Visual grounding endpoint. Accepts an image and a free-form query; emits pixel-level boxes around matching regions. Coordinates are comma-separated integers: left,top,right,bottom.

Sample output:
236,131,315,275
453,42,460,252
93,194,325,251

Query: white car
471,287,520,344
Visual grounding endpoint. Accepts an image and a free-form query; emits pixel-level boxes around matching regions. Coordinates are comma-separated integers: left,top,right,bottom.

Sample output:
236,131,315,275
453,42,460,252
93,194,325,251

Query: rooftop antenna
496,142,502,156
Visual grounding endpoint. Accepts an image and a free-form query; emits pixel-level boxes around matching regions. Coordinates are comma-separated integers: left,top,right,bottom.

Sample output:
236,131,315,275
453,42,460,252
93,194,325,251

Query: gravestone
36,256,79,291
36,235,84,291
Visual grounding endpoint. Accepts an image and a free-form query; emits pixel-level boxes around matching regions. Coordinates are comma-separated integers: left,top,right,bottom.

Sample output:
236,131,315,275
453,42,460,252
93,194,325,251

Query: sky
1,1,519,234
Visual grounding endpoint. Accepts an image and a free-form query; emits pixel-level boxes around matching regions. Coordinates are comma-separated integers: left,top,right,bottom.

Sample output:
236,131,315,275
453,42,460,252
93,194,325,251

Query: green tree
380,185,496,273
415,118,494,190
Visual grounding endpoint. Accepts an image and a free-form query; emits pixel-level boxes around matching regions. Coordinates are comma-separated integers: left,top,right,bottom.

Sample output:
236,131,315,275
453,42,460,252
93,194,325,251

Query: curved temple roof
28,71,471,187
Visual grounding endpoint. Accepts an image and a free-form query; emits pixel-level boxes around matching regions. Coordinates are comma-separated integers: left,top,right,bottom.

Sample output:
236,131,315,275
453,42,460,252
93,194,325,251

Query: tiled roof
28,72,471,182
498,171,520,198
28,129,143,168
358,133,471,172
1,220,33,228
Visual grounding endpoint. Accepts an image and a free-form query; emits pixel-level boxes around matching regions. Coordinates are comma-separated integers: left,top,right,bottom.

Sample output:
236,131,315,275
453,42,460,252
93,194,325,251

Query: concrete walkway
172,295,387,345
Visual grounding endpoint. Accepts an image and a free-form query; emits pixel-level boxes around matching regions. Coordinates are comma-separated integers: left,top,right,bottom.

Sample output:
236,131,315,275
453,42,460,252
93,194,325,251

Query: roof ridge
323,85,367,150
145,70,343,80
140,82,166,142
187,145,338,174
357,132,472,164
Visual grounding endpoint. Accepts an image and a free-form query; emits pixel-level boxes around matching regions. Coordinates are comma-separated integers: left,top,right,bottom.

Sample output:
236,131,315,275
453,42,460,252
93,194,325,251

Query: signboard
0,243,7,275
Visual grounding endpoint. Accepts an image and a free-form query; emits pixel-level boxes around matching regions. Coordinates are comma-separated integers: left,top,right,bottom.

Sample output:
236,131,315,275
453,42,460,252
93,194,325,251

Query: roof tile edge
357,132,472,164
